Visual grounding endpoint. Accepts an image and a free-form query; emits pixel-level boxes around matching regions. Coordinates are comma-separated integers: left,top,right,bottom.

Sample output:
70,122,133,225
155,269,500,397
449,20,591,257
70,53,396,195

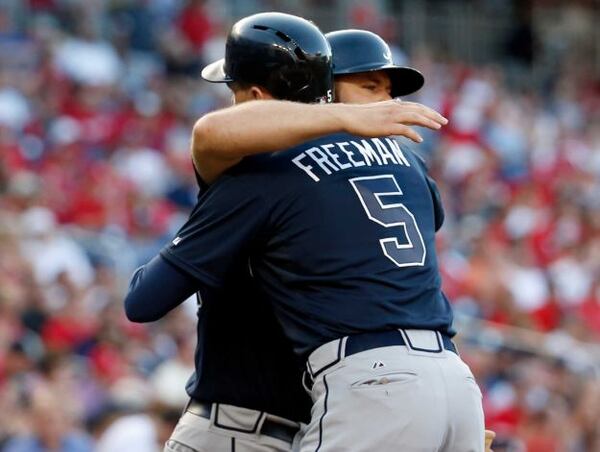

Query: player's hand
340,99,448,143
484,429,496,452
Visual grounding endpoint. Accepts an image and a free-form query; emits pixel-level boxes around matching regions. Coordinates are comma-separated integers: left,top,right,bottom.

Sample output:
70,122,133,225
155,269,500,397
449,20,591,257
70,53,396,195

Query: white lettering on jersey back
350,140,382,166
305,146,339,175
372,138,398,165
292,153,321,182
291,138,412,182
386,138,410,167
336,141,365,167
322,143,352,170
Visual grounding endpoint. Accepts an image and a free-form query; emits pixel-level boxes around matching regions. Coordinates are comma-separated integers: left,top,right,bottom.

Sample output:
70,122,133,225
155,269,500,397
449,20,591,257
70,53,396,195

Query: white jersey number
349,175,427,267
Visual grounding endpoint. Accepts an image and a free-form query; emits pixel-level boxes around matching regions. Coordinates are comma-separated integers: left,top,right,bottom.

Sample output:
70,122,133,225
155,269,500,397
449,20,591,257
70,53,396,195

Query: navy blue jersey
189,269,311,422
124,256,311,421
162,133,454,358
125,174,311,422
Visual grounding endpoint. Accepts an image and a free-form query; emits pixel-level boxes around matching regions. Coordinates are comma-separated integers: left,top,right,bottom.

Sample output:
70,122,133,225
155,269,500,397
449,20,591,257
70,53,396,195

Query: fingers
395,112,444,130
380,100,447,128
395,100,448,125
389,125,423,143
409,116,445,129
398,105,447,127
351,100,447,142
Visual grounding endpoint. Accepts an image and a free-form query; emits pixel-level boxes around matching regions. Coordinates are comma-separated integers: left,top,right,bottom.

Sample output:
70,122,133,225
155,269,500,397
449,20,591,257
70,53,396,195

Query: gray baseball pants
299,329,485,452
164,402,301,452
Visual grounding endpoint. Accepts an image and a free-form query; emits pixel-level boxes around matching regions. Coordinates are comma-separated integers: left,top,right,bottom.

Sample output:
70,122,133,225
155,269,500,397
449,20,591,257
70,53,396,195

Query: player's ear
250,86,274,100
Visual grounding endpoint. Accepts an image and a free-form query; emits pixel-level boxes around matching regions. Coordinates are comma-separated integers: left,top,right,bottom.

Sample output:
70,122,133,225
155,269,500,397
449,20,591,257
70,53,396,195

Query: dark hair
226,80,253,92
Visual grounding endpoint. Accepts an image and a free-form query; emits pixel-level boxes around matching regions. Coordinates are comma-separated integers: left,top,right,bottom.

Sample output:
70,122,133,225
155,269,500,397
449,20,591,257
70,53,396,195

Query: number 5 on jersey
349,175,427,268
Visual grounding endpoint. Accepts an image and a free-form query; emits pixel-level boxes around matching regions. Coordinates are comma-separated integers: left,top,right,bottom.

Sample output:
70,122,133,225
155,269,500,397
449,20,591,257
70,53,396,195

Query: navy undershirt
124,255,197,322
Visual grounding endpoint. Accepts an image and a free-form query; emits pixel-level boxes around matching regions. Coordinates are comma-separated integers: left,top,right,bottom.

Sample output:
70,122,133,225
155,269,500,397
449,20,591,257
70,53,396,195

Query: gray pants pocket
351,371,418,388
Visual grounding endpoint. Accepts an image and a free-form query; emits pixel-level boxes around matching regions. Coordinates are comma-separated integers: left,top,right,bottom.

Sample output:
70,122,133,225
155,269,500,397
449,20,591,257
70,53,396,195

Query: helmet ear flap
266,65,311,100
272,67,332,103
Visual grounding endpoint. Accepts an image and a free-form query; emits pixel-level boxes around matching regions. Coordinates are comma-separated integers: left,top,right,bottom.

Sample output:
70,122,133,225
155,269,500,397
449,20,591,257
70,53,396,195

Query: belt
307,329,457,381
186,401,299,444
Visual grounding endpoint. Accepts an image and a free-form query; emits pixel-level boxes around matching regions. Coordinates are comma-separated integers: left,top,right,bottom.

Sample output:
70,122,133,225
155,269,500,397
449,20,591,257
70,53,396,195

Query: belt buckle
260,416,299,444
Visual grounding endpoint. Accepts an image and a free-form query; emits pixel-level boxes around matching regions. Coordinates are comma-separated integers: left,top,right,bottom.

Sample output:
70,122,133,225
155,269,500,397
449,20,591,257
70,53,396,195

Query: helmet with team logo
326,29,424,97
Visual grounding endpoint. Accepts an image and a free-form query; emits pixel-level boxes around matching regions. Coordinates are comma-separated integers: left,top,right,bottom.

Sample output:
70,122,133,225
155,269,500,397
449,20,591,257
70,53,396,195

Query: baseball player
192,28,434,183
126,13,485,452
125,13,331,452
126,20,447,452
194,28,496,452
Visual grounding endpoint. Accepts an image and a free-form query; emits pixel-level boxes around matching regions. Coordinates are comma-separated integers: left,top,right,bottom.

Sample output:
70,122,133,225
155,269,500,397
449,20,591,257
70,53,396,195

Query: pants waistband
306,329,457,380
186,400,299,444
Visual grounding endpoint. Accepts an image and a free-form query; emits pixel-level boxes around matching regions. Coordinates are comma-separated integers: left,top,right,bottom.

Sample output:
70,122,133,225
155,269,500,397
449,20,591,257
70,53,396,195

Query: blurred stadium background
0,0,599,451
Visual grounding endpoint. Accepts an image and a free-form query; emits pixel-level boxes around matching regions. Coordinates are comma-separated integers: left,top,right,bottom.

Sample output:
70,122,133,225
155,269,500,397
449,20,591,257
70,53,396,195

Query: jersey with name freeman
162,133,454,358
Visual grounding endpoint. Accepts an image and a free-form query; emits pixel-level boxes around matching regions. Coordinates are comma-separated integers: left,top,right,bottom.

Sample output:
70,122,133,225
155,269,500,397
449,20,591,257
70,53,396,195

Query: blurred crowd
0,1,599,451
413,48,600,450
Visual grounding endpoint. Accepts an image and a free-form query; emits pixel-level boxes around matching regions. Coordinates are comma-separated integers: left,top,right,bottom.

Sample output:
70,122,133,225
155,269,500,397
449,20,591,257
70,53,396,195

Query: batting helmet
202,12,333,104
326,29,424,97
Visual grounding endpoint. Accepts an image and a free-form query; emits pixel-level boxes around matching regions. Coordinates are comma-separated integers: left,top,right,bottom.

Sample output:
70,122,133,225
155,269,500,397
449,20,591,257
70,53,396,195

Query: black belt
345,329,457,357
186,401,299,444
306,330,458,385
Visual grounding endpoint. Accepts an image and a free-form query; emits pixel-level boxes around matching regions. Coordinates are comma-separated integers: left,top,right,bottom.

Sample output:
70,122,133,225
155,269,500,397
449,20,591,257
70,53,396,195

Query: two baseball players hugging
124,12,495,452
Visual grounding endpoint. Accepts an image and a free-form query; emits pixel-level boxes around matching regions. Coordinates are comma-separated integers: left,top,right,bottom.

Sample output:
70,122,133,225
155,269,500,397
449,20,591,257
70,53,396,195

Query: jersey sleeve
403,145,445,232
124,254,199,322
161,173,269,288
425,175,445,231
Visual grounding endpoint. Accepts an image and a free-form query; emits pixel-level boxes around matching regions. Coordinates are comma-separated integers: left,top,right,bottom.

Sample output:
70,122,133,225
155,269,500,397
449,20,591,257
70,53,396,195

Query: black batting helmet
202,12,333,104
326,29,424,97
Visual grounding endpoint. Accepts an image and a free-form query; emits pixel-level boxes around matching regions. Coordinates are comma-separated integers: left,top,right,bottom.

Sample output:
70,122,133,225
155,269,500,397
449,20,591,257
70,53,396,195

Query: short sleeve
161,174,269,288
